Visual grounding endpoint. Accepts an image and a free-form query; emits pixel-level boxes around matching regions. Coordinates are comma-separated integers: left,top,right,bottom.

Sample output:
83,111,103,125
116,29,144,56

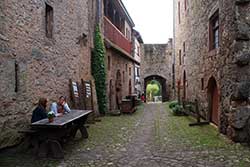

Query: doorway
207,77,219,125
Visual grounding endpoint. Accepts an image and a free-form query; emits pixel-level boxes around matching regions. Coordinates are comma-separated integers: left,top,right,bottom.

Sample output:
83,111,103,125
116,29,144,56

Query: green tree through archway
146,80,162,102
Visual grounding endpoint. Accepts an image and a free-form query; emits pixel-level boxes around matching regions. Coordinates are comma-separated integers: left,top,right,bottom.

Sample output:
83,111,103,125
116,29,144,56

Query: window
172,64,175,89
15,61,19,92
123,71,125,83
129,79,132,95
201,78,204,90
108,56,111,70
129,67,131,76
179,50,182,65
126,28,130,41
209,10,219,50
45,3,53,38
125,64,128,72
178,1,181,24
183,42,186,55
137,46,140,56
184,0,187,11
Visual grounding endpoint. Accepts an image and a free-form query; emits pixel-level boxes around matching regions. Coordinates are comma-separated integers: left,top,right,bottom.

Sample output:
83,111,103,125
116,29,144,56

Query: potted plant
47,111,55,123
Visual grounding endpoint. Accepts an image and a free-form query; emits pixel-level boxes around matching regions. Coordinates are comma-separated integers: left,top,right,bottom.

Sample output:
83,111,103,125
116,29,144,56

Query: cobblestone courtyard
1,103,250,167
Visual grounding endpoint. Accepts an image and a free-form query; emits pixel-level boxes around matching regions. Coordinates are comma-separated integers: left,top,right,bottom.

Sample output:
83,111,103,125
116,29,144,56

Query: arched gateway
144,75,168,102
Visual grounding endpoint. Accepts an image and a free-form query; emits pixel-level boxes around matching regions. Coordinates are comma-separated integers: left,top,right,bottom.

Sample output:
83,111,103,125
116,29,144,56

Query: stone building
103,0,140,111
132,29,143,96
173,0,250,142
141,40,173,102
0,0,98,149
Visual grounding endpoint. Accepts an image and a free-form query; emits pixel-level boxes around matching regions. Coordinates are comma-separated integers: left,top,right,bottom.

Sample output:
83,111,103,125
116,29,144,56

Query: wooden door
211,84,219,125
208,77,219,125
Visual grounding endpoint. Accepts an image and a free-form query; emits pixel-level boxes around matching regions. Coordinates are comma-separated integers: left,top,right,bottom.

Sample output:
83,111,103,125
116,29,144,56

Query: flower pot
48,117,54,123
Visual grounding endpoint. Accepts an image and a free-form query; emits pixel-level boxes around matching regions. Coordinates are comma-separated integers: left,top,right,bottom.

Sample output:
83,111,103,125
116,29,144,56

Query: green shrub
172,104,184,116
169,101,179,109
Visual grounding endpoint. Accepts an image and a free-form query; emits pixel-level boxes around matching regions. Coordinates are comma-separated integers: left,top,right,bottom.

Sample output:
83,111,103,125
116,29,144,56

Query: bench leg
30,137,39,154
70,125,78,139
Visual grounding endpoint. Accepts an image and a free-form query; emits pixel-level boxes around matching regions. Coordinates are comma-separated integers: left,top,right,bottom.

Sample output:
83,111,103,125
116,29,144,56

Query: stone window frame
45,3,53,38
209,10,219,51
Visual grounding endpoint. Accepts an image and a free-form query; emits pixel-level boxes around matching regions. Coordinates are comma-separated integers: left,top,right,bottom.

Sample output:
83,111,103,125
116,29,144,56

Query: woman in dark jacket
31,98,48,123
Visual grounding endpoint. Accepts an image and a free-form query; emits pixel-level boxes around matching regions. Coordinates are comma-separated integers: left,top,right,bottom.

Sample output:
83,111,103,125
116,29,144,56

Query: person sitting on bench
50,96,71,116
31,98,48,123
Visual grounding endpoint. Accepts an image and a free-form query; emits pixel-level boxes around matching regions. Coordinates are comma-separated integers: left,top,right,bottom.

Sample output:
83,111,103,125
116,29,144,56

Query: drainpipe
172,0,176,99
96,0,102,25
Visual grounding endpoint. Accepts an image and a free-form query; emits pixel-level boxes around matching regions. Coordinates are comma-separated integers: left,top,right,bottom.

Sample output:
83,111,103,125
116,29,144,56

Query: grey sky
122,0,173,44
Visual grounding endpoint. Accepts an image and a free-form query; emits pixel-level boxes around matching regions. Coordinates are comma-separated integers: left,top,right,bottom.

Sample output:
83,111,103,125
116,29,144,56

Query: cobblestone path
56,103,250,167
1,103,250,167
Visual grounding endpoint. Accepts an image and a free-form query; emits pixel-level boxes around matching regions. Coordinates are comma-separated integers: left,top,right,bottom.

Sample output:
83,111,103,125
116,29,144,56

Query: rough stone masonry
141,40,173,101
0,0,98,149
173,0,250,142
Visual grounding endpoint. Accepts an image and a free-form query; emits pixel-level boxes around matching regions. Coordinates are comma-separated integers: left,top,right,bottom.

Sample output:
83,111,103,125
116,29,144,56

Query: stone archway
144,75,168,102
207,77,219,125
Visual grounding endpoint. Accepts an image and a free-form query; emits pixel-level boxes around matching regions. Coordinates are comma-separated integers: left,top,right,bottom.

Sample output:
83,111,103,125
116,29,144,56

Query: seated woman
50,96,71,116
31,98,48,123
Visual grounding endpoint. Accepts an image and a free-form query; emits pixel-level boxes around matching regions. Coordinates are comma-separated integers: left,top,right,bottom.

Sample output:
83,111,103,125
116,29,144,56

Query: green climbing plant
92,25,107,115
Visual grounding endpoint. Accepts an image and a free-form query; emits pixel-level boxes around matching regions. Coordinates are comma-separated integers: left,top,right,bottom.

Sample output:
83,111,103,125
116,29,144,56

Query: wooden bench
182,99,209,126
29,110,92,159
18,129,40,154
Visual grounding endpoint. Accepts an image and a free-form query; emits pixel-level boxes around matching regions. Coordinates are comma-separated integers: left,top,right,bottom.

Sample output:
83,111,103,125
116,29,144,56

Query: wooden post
195,99,200,123
69,79,76,108
81,79,87,110
189,99,209,126
90,80,94,111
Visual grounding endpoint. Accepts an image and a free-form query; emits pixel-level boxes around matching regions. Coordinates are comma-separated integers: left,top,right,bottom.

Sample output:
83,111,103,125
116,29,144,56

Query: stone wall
106,47,135,111
173,0,250,142
141,40,173,101
0,0,98,149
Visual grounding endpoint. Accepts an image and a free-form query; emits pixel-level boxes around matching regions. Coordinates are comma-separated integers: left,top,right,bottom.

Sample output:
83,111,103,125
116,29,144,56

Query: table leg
38,141,48,158
79,125,88,139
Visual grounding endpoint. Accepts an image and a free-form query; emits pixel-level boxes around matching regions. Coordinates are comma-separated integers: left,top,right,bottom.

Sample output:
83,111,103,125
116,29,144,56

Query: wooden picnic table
30,110,92,159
